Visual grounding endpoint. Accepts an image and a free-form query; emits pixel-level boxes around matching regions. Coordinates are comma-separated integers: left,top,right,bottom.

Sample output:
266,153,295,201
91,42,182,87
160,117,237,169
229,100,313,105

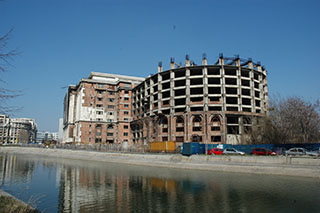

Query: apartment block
0,115,37,143
63,72,144,144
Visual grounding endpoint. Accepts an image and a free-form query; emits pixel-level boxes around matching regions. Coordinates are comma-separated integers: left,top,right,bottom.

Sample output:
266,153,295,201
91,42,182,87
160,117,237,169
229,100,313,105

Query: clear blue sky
1,0,319,132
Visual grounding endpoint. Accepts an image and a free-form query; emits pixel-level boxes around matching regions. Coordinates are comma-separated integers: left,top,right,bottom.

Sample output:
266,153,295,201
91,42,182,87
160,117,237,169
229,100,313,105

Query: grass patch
0,196,39,213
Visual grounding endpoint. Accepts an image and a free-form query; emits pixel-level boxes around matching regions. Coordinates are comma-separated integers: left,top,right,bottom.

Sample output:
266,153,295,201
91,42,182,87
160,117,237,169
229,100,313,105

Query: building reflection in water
56,162,225,212
0,154,34,186
1,154,320,212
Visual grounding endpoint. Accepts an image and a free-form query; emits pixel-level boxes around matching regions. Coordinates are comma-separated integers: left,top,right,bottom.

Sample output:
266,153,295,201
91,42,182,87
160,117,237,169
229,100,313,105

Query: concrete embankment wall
0,147,319,178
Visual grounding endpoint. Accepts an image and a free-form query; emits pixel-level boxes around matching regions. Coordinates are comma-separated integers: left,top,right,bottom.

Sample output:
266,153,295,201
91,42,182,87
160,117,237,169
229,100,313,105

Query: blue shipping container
182,142,200,156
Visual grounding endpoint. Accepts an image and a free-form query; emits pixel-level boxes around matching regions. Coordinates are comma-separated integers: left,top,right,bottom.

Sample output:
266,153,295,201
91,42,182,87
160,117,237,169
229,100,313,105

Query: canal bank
0,189,38,213
0,147,319,178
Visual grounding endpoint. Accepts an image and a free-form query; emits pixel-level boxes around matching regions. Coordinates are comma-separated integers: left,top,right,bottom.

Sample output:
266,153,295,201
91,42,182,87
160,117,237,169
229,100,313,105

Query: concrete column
250,66,256,112
202,53,208,65
221,113,227,144
204,113,208,154
170,58,175,70
185,55,190,67
218,53,224,65
158,73,162,111
150,79,154,115
239,116,243,135
186,68,190,112
187,113,192,142
144,81,148,116
169,70,175,141
169,115,173,141
203,66,208,112
263,68,269,115
170,70,174,114
158,61,163,73
236,64,242,112
221,65,226,112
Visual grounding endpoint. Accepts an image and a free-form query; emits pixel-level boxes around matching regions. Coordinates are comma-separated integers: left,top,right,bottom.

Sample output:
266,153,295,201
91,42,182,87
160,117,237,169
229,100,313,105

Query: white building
58,118,63,143
36,131,59,143
0,115,37,143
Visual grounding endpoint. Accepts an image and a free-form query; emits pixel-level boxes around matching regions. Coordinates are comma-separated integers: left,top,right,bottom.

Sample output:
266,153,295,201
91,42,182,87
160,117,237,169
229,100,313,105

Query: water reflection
0,153,320,212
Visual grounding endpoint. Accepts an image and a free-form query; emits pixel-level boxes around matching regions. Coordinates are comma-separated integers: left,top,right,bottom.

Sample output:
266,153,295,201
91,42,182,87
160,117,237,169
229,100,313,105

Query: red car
251,148,276,156
208,148,224,155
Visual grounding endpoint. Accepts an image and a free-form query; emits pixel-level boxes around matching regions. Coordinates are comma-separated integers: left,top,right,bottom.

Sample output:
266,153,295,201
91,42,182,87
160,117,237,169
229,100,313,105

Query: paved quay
0,147,320,178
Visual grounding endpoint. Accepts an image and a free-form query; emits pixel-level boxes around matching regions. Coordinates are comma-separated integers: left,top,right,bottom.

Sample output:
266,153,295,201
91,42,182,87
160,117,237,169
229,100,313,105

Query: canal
0,153,320,212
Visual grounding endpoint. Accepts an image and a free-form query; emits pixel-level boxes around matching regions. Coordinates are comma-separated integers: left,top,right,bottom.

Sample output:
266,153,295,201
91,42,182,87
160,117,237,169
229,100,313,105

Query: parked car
285,148,307,156
306,149,320,157
208,148,224,155
285,147,320,157
223,148,245,155
250,148,276,156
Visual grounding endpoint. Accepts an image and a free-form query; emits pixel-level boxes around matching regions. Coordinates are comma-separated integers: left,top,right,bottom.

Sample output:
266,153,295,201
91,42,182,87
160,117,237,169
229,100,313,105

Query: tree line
250,96,320,144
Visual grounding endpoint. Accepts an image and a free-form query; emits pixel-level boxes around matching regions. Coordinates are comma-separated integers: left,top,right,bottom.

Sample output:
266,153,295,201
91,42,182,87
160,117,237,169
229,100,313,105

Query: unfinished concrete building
63,73,144,144
0,115,37,143
131,54,268,145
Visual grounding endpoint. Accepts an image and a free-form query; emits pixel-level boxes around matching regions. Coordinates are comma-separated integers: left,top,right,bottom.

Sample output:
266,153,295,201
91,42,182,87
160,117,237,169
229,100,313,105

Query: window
124,97,129,101
109,91,114,95
124,111,129,115
125,91,129,94
108,105,114,109
108,112,113,115
176,127,184,132
107,133,113,136
98,84,104,88
124,132,128,136
107,124,113,129
124,104,129,108
193,126,202,131
124,118,129,121
109,98,114,102
124,125,128,129
211,126,220,131
97,97,103,101
96,104,103,108
96,111,103,115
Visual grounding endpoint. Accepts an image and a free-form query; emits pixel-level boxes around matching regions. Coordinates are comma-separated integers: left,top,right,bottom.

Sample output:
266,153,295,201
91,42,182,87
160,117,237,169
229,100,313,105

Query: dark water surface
0,153,320,212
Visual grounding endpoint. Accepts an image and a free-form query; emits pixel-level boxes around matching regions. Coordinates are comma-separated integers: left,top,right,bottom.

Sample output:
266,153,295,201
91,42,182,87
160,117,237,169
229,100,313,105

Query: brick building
63,72,144,144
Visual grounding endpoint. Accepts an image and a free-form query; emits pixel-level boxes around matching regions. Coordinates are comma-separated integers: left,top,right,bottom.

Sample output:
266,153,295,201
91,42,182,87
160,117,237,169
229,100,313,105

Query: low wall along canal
0,147,319,178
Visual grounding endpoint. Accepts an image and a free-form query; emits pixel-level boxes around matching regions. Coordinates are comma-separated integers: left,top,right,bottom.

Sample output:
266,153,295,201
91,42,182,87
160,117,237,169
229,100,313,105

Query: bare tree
0,29,20,114
268,96,320,143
